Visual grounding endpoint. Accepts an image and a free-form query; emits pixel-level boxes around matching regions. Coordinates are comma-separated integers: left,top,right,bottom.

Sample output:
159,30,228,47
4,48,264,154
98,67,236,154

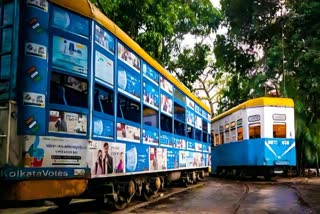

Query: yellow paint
1,179,87,200
48,0,210,114
212,97,294,122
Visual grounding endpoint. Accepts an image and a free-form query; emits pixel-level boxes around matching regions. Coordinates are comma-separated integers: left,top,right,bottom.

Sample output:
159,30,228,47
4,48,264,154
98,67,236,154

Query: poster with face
95,24,114,53
161,94,172,116
48,110,87,135
149,147,167,171
91,141,125,177
118,43,140,71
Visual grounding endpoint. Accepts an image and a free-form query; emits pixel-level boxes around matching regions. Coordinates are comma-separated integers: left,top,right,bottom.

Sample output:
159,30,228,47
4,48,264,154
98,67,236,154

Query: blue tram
210,97,296,179
0,0,211,209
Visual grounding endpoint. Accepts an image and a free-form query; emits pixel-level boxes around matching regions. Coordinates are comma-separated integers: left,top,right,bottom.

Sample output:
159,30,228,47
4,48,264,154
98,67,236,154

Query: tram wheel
114,201,128,210
52,197,72,208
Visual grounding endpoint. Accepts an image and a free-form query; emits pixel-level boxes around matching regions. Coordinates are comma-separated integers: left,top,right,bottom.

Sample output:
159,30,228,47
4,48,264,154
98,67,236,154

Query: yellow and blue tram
0,0,211,208
210,97,296,179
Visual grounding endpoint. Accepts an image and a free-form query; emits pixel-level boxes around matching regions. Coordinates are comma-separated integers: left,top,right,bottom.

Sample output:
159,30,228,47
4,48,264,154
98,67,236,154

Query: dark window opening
160,113,172,133
143,105,158,128
202,132,207,143
94,84,114,116
195,129,201,141
50,72,88,108
117,94,140,123
174,102,185,122
187,125,194,139
174,120,185,137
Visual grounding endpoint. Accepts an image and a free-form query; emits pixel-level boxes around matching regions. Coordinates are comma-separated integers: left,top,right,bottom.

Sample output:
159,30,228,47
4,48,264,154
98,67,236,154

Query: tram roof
49,0,211,114
211,97,294,122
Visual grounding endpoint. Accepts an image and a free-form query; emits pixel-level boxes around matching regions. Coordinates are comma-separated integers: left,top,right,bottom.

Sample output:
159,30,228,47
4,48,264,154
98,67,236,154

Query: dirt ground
278,176,320,213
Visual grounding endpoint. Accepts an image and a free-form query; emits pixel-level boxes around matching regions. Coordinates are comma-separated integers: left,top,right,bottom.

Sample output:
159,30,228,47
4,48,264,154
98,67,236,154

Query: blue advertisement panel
173,137,186,149
186,110,195,126
167,148,179,170
118,43,141,71
93,116,114,139
52,36,88,75
19,1,49,135
142,62,159,84
160,76,173,95
160,132,174,147
186,97,195,110
187,140,195,150
179,151,203,168
95,24,114,53
149,146,167,171
195,115,202,130
118,66,141,100
195,104,201,115
95,51,114,86
160,93,173,116
143,129,159,145
126,143,149,172
143,81,159,109
51,6,89,37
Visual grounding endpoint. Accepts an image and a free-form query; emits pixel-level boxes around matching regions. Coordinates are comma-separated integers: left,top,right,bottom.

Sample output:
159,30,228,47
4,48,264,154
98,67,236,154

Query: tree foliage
91,0,221,93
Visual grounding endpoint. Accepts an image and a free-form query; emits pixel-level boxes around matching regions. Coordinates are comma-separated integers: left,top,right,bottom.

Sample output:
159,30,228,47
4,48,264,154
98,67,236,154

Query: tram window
195,129,202,141
174,102,185,121
237,127,243,141
160,114,172,133
187,125,194,139
249,123,261,139
94,84,114,116
273,123,286,138
211,130,214,146
143,106,158,128
202,120,208,132
215,133,221,145
50,72,88,108
174,120,185,137
220,132,224,144
203,132,208,143
117,94,141,123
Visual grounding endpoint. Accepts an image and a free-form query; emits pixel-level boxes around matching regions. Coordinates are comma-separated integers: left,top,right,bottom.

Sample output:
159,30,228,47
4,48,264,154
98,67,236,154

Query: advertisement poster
143,81,159,109
91,141,125,177
27,0,48,12
118,66,141,100
23,92,45,108
186,97,195,110
118,43,140,71
52,6,89,37
195,142,203,151
195,104,201,115
23,136,88,168
25,42,46,59
167,148,179,169
48,110,87,135
179,151,201,168
117,122,140,143
52,36,88,75
95,24,114,53
160,76,173,94
195,115,202,130
126,143,149,172
143,129,159,145
187,140,195,150
149,147,167,171
161,94,172,116
160,133,173,147
93,117,114,139
95,51,114,85
186,110,195,126
142,63,159,84
173,137,186,149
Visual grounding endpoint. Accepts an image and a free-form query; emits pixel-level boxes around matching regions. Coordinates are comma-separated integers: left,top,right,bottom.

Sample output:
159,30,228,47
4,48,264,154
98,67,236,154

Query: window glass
237,127,243,141
3,2,14,26
249,123,261,139
143,106,158,128
117,94,141,123
160,114,172,133
273,123,286,138
174,102,185,122
1,28,12,53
